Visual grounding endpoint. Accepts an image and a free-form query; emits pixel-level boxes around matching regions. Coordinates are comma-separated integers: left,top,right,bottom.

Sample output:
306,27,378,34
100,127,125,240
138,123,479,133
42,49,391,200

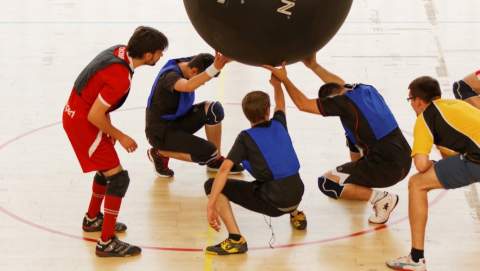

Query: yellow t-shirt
412,99,480,158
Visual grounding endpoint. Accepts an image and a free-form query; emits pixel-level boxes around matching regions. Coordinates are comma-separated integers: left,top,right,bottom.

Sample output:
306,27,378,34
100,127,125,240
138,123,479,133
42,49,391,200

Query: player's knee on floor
94,172,108,186
318,176,344,199
453,80,477,100
106,170,130,197
205,101,224,125
204,178,214,195
193,143,218,165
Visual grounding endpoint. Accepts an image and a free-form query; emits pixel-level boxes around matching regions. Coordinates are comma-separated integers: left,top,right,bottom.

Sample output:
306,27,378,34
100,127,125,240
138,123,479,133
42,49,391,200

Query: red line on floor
0,112,447,252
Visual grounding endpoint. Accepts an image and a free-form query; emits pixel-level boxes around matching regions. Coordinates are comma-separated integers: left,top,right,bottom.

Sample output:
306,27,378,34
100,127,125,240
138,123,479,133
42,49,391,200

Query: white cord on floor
263,215,276,248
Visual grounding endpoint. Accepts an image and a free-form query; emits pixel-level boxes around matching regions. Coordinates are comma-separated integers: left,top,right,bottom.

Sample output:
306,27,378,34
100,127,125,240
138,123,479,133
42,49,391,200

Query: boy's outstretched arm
270,73,285,113
302,53,345,85
264,63,322,115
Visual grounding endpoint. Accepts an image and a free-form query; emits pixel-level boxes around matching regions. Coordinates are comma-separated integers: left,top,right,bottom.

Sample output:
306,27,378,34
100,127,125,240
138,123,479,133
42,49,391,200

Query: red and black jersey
62,45,134,173
67,45,134,117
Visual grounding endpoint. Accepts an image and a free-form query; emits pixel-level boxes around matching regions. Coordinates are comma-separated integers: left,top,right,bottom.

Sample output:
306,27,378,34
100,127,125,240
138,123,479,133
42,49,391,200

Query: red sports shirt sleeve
97,64,131,107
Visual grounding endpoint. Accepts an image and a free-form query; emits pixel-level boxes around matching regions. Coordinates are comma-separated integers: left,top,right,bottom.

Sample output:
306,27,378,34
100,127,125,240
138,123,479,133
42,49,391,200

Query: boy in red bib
62,26,168,257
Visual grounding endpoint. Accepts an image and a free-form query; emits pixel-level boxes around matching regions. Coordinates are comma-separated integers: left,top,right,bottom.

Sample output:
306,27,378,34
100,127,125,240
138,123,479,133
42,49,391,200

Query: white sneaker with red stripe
386,254,426,271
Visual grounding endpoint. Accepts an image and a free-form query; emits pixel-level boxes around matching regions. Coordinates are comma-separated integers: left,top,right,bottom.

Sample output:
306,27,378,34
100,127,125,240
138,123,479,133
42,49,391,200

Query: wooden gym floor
0,1,479,270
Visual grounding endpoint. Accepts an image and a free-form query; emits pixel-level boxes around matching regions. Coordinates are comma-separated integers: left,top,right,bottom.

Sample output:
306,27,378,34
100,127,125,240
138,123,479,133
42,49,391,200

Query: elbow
416,166,428,173
87,112,95,124
415,162,431,173
87,111,101,126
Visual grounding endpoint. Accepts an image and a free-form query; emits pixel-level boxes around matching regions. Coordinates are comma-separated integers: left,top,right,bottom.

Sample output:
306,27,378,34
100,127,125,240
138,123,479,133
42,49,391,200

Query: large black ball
183,0,353,66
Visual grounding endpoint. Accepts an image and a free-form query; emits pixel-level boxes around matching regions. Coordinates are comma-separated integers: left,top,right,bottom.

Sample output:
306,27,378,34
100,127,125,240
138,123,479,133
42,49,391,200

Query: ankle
100,236,112,243
410,247,424,263
369,190,386,204
228,233,242,241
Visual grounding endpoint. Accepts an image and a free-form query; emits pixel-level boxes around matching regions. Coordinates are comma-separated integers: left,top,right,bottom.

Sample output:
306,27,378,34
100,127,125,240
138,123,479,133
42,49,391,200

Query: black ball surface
183,0,353,66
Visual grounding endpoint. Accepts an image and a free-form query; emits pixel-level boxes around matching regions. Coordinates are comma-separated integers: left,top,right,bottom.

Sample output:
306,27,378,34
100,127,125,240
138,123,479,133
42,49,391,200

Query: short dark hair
318,82,343,98
242,91,270,123
408,76,442,103
188,53,214,72
127,26,168,58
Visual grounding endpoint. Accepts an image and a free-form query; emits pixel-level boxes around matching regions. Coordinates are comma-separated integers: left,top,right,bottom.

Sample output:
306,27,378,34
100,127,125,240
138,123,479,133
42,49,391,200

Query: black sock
410,247,424,263
228,233,242,241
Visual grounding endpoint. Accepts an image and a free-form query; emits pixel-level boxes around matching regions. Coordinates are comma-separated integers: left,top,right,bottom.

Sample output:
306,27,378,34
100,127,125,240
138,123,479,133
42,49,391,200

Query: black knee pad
205,101,224,125
453,80,477,100
318,176,344,199
192,143,218,165
204,178,214,195
106,170,130,197
94,172,108,186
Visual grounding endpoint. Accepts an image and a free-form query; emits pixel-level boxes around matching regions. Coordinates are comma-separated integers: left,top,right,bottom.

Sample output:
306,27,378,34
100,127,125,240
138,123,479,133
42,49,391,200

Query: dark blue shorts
434,155,480,189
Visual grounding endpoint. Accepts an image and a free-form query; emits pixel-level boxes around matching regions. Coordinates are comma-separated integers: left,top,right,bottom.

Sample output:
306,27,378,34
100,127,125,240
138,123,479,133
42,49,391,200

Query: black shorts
204,176,304,217
146,102,217,163
337,132,412,188
453,80,478,100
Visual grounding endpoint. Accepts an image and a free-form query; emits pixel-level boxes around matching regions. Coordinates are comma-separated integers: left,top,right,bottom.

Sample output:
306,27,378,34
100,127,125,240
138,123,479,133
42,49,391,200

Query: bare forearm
309,64,345,85
283,78,309,109
273,84,285,112
88,113,124,140
184,72,213,92
209,167,230,204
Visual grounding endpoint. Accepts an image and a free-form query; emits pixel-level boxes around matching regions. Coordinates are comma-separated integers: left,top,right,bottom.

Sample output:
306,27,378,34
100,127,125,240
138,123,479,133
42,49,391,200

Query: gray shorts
434,155,480,189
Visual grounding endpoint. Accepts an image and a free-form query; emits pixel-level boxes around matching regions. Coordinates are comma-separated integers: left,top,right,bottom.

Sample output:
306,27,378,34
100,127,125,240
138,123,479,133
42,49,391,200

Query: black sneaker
205,237,248,255
290,210,307,230
147,148,174,177
96,236,141,257
206,156,244,174
82,212,127,233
